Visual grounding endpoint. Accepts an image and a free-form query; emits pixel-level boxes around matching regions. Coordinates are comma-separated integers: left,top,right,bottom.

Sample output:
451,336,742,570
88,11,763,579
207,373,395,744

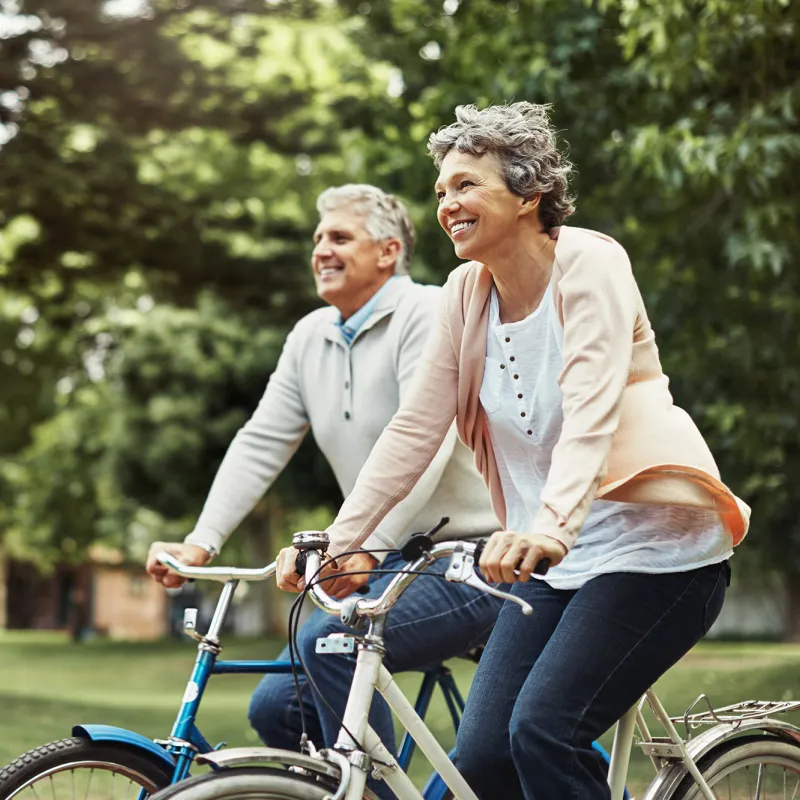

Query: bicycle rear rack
672,695,800,738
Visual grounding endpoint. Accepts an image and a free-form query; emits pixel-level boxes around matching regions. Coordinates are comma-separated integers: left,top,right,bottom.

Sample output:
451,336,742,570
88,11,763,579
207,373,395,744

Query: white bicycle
151,529,800,800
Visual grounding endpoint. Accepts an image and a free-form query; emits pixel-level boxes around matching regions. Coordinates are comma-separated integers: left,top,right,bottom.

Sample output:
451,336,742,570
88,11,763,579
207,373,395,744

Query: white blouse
481,284,732,590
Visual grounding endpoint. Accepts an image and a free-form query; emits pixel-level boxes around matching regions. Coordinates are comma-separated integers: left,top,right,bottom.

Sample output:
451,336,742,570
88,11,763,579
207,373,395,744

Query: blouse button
520,412,526,418
513,374,519,380
504,337,510,343
344,411,351,420
509,356,516,362
527,429,533,435
500,364,506,370
344,381,350,389
517,393,523,399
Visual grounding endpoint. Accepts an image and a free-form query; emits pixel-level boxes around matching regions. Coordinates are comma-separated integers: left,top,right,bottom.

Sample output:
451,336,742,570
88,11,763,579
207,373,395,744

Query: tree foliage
1,0,798,592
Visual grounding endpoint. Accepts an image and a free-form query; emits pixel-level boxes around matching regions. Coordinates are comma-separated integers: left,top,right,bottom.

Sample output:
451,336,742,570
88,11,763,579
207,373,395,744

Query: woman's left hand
479,531,568,584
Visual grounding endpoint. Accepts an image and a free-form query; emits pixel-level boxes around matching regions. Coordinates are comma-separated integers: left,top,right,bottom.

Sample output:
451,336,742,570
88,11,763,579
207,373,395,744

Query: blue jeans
455,561,730,800
249,550,503,800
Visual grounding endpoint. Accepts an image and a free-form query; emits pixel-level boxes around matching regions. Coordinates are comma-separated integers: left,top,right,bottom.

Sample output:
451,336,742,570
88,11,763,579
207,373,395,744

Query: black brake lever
400,516,451,562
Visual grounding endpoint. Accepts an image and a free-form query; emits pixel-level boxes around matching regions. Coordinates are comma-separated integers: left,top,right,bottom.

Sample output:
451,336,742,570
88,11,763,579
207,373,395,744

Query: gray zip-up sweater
186,276,499,557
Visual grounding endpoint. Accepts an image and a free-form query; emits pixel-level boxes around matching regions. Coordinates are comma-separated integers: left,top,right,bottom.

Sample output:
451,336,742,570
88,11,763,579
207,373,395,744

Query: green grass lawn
1,631,799,796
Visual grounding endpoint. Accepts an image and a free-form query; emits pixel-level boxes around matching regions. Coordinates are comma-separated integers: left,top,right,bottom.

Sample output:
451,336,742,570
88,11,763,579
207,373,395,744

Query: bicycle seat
460,644,484,663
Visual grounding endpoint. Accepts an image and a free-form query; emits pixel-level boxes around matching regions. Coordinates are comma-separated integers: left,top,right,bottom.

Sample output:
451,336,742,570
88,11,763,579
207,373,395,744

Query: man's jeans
455,561,730,800
249,550,503,799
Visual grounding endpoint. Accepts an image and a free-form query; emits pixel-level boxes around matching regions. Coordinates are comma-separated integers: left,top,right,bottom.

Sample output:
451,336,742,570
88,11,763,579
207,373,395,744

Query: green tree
340,0,800,626
0,0,382,571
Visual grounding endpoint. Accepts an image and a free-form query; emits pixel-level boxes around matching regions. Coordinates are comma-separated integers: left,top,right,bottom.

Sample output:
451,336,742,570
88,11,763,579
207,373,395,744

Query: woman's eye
436,191,445,202
460,180,474,190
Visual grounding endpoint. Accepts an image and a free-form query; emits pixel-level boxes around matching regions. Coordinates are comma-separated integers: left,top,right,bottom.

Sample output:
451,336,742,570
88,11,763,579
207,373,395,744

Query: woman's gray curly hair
428,102,575,229
316,184,415,275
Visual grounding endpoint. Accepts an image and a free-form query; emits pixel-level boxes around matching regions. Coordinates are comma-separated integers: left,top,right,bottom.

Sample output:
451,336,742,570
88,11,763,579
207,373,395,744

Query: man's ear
377,238,403,271
518,193,542,218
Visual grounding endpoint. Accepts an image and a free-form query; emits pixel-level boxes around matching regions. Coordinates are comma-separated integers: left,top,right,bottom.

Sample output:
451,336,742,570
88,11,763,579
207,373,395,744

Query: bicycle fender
641,719,800,800
72,725,176,770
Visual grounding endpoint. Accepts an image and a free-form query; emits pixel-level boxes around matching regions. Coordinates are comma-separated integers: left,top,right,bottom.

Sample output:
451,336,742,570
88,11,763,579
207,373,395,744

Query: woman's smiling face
435,149,530,263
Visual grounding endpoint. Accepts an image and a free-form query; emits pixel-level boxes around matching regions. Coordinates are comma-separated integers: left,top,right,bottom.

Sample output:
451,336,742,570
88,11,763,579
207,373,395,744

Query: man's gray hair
428,102,575,229
316,184,416,275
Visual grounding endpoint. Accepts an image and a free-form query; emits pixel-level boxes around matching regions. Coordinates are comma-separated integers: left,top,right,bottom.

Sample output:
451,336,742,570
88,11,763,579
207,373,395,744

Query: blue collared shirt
336,276,399,345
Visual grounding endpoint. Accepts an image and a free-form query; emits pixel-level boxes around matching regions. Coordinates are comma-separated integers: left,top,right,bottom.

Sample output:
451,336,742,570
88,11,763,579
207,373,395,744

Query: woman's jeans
455,561,730,800
249,550,503,800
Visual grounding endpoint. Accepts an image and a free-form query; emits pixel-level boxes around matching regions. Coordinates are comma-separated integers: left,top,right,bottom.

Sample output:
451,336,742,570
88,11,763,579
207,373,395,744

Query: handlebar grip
533,558,551,576
294,550,369,595
473,538,487,564
472,539,551,577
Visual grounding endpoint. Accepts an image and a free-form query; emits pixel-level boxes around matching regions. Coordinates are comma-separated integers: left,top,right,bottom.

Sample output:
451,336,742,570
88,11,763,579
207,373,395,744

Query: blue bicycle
0,558,473,800
0,554,622,800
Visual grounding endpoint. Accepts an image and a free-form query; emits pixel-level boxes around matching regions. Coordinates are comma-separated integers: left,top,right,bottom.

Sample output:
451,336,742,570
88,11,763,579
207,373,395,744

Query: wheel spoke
755,763,763,799
84,769,93,800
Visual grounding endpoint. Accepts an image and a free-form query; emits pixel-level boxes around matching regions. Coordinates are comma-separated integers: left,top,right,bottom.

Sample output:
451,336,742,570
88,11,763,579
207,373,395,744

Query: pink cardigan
326,226,750,558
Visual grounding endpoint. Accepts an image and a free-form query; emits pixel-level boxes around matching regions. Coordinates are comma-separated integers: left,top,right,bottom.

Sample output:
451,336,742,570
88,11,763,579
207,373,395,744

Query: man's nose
313,240,332,258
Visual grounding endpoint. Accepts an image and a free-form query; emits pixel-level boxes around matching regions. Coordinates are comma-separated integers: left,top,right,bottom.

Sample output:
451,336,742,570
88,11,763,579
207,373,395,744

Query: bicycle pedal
316,633,355,654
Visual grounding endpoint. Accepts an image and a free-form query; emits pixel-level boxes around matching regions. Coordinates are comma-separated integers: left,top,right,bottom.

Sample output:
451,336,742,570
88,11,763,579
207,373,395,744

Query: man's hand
276,547,378,599
322,551,378,599
146,542,211,589
479,531,567,584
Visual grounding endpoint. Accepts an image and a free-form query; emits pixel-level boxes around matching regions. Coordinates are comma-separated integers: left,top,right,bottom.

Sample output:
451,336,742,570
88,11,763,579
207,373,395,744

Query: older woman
279,103,750,799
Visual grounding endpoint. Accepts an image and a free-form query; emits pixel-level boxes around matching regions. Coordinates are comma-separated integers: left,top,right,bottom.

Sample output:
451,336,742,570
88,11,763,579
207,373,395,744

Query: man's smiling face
312,209,391,318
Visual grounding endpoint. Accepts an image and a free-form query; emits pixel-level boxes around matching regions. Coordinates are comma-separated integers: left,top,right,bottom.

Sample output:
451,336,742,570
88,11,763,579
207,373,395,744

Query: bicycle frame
157,578,468,787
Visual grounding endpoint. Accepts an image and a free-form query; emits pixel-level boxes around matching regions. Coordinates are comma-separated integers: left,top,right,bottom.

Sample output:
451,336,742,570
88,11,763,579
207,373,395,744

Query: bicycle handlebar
155,551,277,584
155,539,536,621
300,541,534,620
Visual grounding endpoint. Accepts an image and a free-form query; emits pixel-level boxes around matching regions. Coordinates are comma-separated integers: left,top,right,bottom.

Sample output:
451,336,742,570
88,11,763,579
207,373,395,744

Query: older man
146,185,500,795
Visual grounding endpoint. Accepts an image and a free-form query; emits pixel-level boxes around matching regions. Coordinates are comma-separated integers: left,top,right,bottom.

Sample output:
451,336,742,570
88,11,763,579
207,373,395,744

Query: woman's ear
519,193,542,217
377,238,403,271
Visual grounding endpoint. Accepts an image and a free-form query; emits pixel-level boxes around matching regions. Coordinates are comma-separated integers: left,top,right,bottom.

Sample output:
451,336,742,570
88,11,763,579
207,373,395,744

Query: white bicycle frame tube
606,692,715,800
377,665,479,800
644,690,716,800
336,647,479,800
608,704,638,800
337,648,383,800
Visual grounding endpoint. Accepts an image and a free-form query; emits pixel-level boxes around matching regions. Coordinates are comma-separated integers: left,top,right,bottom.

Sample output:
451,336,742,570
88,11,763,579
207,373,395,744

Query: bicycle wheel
670,735,800,799
0,737,174,799
152,767,379,800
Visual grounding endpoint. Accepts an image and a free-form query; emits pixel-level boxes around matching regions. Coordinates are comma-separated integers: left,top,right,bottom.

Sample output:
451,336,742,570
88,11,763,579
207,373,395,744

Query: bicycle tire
668,734,800,799
0,736,174,799
151,767,379,800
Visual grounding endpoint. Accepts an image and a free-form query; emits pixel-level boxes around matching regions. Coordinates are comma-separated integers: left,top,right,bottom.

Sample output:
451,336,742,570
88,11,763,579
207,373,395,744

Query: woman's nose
439,197,460,220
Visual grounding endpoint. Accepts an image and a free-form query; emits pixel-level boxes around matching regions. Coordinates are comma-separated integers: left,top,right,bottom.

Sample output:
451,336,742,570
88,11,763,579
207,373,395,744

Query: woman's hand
276,547,377,598
479,531,567,584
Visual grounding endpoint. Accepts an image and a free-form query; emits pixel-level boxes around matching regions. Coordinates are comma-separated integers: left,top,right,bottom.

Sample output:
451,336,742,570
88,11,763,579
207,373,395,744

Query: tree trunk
0,544,7,630
243,495,287,638
785,576,800,642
